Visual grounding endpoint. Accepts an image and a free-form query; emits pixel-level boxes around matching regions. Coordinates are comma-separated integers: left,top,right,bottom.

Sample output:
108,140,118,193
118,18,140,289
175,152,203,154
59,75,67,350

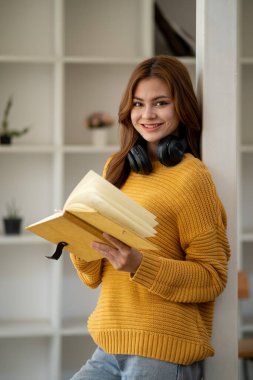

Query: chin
142,133,164,143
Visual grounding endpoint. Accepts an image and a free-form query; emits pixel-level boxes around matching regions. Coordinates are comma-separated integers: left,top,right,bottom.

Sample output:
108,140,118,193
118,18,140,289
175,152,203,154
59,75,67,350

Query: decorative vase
0,134,12,144
91,128,109,147
3,218,22,235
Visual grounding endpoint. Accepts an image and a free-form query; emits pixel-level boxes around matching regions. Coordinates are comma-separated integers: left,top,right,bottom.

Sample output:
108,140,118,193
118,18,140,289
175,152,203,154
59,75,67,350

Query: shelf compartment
0,63,55,145
0,0,54,57
155,0,196,57
61,335,96,380
0,336,51,380
0,154,54,230
64,63,134,145
64,0,144,58
0,245,54,322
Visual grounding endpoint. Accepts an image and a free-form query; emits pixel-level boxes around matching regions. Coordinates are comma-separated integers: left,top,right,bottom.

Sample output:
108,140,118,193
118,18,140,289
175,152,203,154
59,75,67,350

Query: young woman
70,56,230,380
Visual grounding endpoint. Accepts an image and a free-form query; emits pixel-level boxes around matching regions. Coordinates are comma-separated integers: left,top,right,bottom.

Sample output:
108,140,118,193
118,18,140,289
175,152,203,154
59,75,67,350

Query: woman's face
130,77,179,155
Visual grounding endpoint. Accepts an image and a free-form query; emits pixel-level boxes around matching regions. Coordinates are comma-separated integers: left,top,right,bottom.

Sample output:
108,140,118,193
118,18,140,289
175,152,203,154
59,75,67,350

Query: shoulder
175,154,227,230
180,153,211,177
102,155,114,177
172,153,216,192
173,154,223,214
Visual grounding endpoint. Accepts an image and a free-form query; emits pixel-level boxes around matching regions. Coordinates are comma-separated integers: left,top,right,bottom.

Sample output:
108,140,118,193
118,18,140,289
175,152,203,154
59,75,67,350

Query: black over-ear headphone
127,135,187,175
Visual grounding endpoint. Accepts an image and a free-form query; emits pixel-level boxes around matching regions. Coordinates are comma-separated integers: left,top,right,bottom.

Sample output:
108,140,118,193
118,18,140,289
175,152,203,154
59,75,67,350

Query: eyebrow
133,96,172,101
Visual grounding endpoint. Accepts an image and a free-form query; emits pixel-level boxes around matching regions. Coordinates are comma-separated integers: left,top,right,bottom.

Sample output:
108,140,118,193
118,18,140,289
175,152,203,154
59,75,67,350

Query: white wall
196,0,238,379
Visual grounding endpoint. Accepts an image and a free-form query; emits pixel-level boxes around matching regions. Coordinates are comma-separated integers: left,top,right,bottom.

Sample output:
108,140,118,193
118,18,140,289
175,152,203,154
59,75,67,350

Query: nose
142,105,156,119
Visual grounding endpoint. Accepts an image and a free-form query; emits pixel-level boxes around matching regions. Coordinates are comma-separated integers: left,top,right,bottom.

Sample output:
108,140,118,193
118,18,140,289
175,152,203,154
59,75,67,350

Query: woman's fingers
90,234,142,273
91,241,118,258
102,233,127,250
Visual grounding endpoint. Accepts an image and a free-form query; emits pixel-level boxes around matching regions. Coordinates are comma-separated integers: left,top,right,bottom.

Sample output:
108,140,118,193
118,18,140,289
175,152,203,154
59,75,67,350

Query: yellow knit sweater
70,153,230,365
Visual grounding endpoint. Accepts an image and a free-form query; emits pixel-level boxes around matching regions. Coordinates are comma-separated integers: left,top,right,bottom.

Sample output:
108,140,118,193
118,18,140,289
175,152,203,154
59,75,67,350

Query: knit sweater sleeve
70,254,103,289
131,165,230,303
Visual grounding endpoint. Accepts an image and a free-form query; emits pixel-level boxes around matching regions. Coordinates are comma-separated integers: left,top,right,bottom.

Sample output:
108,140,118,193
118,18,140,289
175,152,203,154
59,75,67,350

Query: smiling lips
141,123,163,130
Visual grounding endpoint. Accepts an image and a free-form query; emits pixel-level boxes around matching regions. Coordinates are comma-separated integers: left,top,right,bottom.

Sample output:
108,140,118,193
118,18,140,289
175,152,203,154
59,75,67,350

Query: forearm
131,227,230,303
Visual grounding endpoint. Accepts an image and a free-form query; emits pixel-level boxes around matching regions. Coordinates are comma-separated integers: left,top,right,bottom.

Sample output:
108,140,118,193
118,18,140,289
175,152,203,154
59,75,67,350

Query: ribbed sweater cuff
131,251,161,289
70,253,101,273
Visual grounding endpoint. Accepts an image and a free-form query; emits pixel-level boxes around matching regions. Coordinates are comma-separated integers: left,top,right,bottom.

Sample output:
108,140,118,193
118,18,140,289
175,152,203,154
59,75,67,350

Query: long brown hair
106,55,202,188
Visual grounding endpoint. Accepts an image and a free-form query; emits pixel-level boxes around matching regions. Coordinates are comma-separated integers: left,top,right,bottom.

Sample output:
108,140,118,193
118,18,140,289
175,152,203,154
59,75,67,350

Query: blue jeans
70,347,204,380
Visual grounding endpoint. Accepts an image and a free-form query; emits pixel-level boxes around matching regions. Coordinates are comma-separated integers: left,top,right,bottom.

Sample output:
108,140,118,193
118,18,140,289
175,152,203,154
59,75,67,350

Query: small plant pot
3,218,22,235
0,134,12,144
91,128,109,147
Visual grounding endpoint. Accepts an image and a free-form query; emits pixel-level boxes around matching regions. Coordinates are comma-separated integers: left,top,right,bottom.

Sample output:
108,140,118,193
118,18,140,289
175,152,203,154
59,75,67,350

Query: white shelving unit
0,0,196,379
238,0,253,339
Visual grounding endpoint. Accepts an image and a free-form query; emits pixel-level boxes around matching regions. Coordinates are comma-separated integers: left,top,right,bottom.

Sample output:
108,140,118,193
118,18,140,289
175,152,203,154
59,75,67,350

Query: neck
147,142,157,161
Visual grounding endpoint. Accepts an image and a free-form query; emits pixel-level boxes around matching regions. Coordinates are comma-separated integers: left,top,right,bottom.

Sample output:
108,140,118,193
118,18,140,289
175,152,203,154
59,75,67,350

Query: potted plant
0,96,30,144
3,200,23,235
85,111,114,147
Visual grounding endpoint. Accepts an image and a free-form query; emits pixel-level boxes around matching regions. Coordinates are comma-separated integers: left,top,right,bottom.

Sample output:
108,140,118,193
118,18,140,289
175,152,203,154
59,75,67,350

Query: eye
155,100,169,107
132,101,143,108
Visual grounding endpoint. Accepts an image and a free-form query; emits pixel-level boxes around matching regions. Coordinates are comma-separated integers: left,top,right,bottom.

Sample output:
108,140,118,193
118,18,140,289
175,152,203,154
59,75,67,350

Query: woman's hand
91,233,142,274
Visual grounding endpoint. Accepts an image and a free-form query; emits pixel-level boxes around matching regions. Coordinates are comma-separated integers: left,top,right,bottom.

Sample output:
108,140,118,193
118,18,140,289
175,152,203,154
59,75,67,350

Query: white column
196,0,238,379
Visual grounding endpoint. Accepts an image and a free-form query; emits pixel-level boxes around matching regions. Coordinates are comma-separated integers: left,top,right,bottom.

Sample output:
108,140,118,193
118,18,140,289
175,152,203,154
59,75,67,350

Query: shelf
63,56,196,66
0,145,119,154
240,145,253,153
63,56,145,65
0,55,196,66
61,318,89,336
240,315,253,334
63,145,119,153
0,55,55,63
0,145,55,154
241,324,253,334
240,57,253,65
0,234,48,246
240,233,253,242
0,319,53,338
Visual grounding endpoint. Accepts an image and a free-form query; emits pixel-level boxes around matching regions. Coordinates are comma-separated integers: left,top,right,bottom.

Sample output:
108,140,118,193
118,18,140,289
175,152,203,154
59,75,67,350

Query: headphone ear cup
157,135,187,166
127,145,153,174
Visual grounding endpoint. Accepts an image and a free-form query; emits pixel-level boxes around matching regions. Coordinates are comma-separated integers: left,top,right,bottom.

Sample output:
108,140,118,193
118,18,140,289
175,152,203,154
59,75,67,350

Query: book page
64,171,158,236
69,198,154,238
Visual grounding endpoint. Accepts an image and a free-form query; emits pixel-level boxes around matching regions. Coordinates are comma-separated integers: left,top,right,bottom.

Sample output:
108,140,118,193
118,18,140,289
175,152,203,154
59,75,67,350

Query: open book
26,170,158,261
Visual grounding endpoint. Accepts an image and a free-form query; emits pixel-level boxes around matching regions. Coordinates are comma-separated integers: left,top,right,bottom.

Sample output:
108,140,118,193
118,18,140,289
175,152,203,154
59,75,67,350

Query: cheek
165,109,179,124
130,109,138,124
